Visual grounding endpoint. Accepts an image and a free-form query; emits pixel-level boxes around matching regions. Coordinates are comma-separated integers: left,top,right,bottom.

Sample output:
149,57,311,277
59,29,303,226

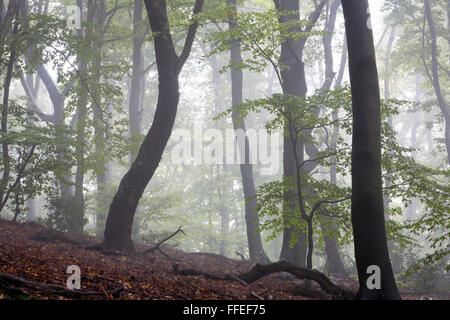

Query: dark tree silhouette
341,0,400,299
99,0,205,252
273,0,326,268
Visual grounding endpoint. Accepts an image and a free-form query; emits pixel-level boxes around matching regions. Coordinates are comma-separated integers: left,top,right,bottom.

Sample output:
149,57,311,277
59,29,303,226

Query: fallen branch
251,291,264,300
0,272,100,299
30,230,89,247
0,277,35,299
238,261,353,299
142,226,186,255
173,261,353,299
234,251,247,261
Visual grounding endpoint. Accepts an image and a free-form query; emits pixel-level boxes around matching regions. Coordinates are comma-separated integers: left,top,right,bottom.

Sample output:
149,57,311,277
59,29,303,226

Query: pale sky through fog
369,0,386,40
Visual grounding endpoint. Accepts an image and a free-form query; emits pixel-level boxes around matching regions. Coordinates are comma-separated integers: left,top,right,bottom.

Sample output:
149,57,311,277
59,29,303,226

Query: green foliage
0,99,73,218
207,5,324,74
403,255,450,295
43,191,87,234
217,81,449,270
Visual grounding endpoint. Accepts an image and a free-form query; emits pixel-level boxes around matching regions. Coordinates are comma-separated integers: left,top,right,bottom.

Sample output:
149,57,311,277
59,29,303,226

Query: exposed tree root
237,261,354,299
84,243,134,257
0,272,101,299
30,230,89,247
291,283,330,299
174,261,354,299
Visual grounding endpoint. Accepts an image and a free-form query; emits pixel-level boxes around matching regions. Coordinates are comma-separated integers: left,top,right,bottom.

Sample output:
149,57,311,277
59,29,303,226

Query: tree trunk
275,0,308,268
90,0,113,238
100,0,204,252
0,3,18,211
74,0,91,217
22,0,41,222
129,0,144,163
317,0,348,275
217,166,230,257
19,0,74,200
424,0,450,165
382,26,396,214
228,0,270,264
341,0,400,299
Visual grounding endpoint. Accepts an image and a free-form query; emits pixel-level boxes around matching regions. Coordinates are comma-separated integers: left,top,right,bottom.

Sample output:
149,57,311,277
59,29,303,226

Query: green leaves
206,6,325,75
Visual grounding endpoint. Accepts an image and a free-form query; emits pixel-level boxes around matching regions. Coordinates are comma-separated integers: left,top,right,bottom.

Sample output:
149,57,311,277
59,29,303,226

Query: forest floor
0,219,445,300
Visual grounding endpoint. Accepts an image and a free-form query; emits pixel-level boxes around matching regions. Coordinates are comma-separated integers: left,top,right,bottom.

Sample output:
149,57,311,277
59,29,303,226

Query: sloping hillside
0,219,441,300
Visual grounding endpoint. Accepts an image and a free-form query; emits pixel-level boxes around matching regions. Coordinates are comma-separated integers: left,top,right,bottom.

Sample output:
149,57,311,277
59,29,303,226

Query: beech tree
341,0,400,299
98,0,205,252
274,0,326,268
227,0,270,264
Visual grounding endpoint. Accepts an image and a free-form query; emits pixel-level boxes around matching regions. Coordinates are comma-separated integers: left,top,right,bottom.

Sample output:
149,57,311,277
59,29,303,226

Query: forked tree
98,0,204,252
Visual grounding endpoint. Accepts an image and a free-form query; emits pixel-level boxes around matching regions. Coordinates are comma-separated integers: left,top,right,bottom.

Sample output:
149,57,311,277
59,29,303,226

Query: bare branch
178,0,204,69
142,226,186,255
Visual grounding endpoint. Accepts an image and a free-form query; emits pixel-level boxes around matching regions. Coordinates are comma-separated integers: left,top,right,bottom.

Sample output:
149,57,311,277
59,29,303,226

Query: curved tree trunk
100,0,204,252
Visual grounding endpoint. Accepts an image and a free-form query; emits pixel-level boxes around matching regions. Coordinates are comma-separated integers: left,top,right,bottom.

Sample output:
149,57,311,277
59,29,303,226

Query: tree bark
0,5,18,211
423,0,450,165
382,26,396,214
228,0,270,264
100,0,204,252
237,261,352,299
74,0,91,219
91,0,112,238
275,0,308,268
317,0,348,275
341,0,400,299
129,0,144,163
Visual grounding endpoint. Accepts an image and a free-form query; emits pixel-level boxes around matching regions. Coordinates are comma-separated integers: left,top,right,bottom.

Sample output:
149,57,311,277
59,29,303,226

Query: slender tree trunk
424,0,450,165
228,0,269,264
217,166,230,257
22,0,41,221
74,0,90,218
341,0,400,299
407,74,421,220
129,0,144,163
317,0,348,275
100,0,204,252
91,0,112,238
207,52,230,257
382,26,396,213
0,6,18,210
275,0,308,268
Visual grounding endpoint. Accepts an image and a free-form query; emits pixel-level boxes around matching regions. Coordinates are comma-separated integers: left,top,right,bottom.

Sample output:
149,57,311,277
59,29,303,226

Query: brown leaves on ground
0,219,442,300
